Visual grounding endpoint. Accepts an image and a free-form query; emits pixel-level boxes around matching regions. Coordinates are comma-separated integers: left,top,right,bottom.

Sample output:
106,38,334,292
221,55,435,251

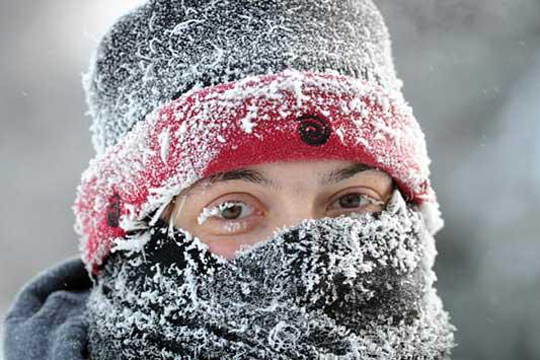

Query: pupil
222,205,242,220
339,194,360,208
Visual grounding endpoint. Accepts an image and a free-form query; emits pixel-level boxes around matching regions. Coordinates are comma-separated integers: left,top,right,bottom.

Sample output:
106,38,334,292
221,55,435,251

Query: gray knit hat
83,0,400,155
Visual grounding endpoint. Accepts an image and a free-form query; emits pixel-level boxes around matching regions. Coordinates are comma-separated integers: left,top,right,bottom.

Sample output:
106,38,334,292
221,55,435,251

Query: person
3,0,456,359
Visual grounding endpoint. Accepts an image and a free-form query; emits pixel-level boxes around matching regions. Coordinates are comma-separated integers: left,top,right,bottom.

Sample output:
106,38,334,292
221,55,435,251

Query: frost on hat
76,0,444,273
83,0,399,155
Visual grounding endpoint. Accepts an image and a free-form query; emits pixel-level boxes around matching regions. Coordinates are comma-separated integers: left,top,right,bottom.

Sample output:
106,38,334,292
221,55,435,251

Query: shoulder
3,257,92,360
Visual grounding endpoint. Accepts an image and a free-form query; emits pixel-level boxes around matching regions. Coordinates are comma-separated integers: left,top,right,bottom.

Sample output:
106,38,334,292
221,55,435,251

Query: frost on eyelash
360,194,385,206
197,201,241,225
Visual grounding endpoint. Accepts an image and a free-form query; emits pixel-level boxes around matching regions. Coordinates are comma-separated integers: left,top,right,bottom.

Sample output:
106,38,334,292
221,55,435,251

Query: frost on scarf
87,190,455,359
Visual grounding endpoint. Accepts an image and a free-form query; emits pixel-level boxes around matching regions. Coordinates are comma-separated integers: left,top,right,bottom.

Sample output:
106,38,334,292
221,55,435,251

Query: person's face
162,160,394,260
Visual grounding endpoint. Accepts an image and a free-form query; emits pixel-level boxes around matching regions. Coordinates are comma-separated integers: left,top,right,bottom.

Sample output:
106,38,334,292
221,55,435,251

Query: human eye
327,190,385,215
197,195,263,234
198,201,254,223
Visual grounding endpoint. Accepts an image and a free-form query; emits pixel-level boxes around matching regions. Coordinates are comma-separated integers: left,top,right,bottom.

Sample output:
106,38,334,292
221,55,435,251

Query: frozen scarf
86,189,455,359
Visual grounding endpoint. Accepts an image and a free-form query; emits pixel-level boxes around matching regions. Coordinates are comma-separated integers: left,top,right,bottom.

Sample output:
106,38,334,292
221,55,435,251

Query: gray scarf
87,190,455,359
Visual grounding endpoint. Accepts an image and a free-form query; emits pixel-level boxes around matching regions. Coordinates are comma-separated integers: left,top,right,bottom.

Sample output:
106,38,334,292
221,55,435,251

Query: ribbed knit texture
84,0,398,155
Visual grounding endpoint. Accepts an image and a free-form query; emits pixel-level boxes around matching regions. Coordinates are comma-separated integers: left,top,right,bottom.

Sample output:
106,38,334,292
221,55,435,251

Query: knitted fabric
86,190,455,359
84,0,398,155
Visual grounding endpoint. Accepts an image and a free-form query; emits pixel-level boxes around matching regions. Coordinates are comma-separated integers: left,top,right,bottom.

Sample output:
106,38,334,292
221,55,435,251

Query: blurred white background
1,1,539,359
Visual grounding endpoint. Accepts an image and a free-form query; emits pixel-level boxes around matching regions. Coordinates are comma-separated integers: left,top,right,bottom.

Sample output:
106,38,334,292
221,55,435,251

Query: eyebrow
318,163,374,186
206,168,276,186
205,163,374,188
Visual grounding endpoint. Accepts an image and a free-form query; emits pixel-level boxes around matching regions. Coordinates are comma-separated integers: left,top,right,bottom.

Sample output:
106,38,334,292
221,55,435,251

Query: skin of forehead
189,162,390,194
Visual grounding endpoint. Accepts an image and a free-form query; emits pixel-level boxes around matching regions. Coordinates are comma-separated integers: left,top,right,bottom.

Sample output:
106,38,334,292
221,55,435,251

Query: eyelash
216,201,254,220
198,201,252,224
328,193,385,211
214,202,254,233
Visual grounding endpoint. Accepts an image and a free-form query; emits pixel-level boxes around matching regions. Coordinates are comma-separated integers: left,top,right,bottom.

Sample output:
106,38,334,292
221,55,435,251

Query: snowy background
1,1,539,359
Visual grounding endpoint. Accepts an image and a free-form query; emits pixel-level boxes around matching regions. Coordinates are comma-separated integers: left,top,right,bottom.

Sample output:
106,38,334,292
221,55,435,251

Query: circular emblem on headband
296,115,331,146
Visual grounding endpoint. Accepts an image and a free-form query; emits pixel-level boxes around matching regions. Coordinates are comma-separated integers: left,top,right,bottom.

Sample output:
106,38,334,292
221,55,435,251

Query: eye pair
203,192,384,222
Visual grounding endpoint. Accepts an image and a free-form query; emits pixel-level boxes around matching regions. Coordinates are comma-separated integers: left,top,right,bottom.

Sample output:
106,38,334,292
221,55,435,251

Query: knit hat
75,0,444,273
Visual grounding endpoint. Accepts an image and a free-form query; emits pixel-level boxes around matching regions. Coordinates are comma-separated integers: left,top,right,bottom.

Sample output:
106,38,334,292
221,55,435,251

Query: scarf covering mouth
87,190,455,359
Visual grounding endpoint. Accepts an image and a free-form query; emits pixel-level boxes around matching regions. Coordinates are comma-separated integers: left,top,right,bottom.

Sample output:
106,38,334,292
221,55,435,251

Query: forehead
187,160,392,194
